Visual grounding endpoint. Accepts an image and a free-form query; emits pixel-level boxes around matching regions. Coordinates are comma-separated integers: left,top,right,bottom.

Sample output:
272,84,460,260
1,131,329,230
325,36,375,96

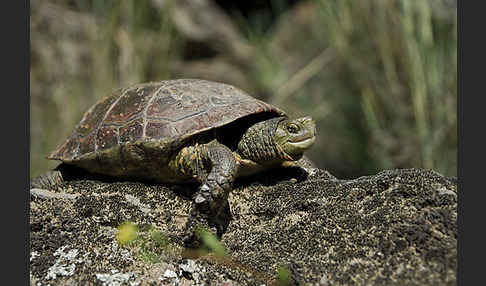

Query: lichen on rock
30,167,456,285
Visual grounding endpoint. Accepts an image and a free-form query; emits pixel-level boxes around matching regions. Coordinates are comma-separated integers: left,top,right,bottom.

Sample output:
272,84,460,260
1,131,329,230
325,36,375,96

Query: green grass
244,0,457,177
197,228,227,257
314,0,457,176
116,222,172,264
275,264,292,286
30,0,456,179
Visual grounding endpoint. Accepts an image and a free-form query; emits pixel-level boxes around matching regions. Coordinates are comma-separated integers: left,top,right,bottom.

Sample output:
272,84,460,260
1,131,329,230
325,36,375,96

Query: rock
29,168,456,285
162,269,178,279
95,270,138,286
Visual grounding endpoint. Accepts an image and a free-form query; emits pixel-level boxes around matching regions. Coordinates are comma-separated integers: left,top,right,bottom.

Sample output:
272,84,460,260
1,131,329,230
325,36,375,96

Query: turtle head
274,116,316,161
237,116,316,163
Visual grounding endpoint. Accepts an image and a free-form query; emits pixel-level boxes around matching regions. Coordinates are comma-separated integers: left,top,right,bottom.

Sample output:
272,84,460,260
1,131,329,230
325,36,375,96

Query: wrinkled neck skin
237,117,291,164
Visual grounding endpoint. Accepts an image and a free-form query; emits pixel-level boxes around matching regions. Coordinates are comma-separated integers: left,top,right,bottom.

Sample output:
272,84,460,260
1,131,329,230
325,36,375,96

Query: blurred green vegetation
275,264,292,286
197,228,227,257
30,0,456,179
115,222,173,263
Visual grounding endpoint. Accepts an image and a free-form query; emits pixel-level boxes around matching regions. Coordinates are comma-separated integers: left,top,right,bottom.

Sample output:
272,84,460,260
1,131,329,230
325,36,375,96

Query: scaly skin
172,116,316,211
31,115,316,247
173,116,316,247
176,141,238,246
30,170,64,190
171,140,237,212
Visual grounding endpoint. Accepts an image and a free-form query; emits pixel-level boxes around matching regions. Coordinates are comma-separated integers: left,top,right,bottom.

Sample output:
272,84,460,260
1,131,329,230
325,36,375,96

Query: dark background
30,0,457,179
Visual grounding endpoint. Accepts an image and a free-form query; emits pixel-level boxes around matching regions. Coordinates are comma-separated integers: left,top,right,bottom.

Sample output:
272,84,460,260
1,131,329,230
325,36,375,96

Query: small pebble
163,269,178,278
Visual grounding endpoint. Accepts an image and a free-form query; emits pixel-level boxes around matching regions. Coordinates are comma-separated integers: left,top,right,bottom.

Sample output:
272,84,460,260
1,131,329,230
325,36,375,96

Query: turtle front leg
194,142,238,214
177,140,238,247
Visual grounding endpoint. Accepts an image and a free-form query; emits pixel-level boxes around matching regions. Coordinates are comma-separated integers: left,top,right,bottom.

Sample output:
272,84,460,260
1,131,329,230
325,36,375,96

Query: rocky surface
29,167,457,285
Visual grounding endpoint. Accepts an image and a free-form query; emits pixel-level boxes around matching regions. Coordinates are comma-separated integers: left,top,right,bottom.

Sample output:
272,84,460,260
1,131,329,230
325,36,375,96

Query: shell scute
78,133,96,155
96,125,119,151
104,84,160,124
144,120,173,139
55,137,80,160
147,90,207,121
119,118,144,143
78,92,120,136
49,79,285,162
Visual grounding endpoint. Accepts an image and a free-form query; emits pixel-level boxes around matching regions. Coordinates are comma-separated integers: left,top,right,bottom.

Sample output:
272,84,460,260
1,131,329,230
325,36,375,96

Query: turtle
31,79,316,244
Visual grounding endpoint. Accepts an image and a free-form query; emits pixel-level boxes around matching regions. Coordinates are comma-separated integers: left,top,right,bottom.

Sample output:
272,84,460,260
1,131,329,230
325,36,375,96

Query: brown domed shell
48,79,286,161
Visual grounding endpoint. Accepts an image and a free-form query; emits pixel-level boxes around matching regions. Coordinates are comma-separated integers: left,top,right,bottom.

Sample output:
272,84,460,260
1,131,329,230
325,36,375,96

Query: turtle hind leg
30,170,64,190
29,163,82,190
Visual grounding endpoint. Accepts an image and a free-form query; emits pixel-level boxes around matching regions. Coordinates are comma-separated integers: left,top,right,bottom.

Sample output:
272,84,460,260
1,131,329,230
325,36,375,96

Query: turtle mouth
288,133,314,143
287,136,316,149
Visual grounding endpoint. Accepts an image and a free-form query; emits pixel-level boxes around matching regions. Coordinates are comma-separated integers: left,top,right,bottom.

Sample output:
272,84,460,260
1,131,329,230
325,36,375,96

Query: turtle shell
49,79,286,162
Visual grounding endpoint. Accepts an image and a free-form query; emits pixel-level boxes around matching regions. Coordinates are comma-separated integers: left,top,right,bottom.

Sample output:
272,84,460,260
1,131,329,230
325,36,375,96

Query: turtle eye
286,123,300,134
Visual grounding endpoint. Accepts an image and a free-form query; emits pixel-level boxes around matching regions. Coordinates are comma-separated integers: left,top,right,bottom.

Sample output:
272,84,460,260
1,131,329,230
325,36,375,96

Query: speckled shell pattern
49,79,286,162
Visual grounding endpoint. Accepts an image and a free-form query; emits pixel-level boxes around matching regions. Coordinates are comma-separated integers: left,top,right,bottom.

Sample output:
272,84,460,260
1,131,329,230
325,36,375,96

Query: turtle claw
200,183,210,192
184,181,233,249
193,183,216,213
194,193,207,204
